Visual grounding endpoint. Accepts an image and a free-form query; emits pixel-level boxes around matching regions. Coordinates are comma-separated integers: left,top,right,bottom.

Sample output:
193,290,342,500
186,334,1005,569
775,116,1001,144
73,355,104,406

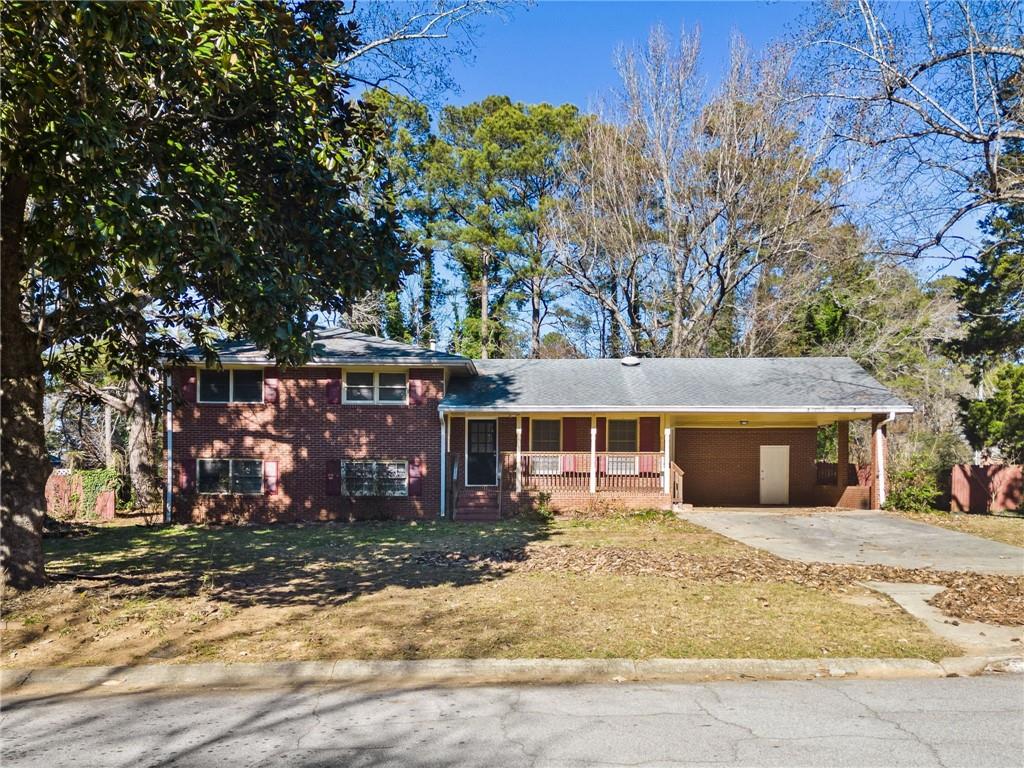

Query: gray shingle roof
441,357,912,413
182,328,475,370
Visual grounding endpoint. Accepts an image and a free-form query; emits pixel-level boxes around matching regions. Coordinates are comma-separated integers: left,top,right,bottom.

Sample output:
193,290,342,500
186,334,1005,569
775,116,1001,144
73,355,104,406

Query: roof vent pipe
621,356,641,367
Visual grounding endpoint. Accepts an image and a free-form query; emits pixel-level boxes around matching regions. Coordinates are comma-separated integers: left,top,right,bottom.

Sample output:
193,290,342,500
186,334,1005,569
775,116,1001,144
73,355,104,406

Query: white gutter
438,404,914,415
164,372,173,524
875,410,897,508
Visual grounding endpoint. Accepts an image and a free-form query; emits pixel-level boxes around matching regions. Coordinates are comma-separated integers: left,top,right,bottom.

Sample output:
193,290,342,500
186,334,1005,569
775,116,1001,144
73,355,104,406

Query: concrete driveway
679,509,1024,575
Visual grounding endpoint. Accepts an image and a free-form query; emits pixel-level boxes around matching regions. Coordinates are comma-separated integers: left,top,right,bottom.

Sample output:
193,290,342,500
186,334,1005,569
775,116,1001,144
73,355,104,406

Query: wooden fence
950,464,1022,515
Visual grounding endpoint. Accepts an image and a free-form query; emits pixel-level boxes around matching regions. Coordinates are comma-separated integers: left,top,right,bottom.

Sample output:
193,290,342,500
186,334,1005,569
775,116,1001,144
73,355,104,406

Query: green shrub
884,458,941,513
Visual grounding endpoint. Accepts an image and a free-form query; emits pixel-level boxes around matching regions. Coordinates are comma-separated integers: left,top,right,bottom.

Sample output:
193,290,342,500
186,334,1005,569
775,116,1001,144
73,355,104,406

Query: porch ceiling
670,412,871,429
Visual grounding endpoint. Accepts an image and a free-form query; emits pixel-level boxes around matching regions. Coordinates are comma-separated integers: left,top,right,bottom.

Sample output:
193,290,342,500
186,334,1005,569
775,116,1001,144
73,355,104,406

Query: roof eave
438,404,914,414
168,356,476,374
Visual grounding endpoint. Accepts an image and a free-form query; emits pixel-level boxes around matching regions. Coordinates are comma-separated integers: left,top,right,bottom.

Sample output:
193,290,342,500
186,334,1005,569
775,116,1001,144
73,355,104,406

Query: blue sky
436,0,974,278
445,1,807,108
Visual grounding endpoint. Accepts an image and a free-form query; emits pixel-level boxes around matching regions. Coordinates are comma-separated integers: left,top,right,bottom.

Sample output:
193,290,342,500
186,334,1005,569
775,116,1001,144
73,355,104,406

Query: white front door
759,445,790,504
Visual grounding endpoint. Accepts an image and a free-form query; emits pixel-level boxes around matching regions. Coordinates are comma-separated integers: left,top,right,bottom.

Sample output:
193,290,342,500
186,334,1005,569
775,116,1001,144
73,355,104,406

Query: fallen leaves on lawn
413,546,1024,627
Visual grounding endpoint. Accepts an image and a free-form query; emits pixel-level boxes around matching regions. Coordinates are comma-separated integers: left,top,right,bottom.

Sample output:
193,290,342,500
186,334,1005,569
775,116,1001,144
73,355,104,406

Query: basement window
341,460,408,497
197,459,263,495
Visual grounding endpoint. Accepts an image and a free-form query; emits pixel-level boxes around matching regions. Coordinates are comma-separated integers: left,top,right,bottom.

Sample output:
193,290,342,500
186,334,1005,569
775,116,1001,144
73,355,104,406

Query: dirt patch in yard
416,545,1024,626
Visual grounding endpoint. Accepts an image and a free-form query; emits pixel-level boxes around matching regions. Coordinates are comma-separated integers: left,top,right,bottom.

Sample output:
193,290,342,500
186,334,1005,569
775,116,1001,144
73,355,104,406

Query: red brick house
166,329,912,523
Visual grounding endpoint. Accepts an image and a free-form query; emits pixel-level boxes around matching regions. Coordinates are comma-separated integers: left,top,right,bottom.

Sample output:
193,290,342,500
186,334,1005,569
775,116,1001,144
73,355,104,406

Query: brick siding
171,366,444,523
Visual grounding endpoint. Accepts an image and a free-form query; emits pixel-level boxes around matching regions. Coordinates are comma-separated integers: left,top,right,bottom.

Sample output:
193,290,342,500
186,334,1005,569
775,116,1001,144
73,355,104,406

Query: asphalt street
2,676,1022,767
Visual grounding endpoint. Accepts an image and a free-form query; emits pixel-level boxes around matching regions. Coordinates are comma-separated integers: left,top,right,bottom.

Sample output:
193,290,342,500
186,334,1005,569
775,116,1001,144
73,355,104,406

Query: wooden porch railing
501,452,666,493
670,461,685,504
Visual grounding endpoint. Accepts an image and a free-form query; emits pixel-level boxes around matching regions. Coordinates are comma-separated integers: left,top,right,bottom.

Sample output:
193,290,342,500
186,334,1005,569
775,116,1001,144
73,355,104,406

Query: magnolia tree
1,2,408,589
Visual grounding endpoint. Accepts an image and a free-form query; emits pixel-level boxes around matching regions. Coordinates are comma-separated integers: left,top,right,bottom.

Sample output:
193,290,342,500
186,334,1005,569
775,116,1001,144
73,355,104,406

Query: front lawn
1,513,963,667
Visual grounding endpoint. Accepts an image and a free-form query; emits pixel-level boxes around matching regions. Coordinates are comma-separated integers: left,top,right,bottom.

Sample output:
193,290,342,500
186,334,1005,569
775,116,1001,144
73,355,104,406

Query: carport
669,410,898,509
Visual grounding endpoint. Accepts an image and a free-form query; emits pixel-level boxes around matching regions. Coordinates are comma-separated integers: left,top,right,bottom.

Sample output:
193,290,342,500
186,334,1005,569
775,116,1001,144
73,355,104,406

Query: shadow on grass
38,518,554,610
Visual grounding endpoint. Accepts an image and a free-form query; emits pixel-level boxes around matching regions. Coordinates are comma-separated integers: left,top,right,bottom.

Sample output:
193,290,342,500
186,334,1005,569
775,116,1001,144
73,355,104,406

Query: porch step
457,497,500,508
454,488,500,522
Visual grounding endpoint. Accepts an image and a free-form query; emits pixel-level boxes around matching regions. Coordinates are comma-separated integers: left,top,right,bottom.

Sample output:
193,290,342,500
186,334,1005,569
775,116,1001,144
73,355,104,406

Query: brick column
836,420,849,488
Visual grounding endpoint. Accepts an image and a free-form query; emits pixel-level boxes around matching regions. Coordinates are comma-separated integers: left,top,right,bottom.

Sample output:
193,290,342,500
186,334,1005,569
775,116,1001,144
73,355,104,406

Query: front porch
441,411,891,520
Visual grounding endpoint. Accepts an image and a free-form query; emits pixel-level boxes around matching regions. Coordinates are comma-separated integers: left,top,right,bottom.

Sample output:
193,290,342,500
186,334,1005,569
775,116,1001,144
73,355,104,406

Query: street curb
2,655,1022,698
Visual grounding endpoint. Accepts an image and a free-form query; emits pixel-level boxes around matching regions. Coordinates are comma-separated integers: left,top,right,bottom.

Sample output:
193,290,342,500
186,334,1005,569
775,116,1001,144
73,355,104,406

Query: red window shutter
521,417,530,451
325,461,341,496
562,418,577,451
263,461,279,495
180,459,195,492
408,376,425,405
408,459,423,497
264,369,279,403
325,377,341,405
639,417,660,452
180,368,197,403
596,418,607,451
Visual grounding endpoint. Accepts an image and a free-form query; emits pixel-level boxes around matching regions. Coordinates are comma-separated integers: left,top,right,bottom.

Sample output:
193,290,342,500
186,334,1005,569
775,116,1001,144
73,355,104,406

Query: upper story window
198,368,263,403
343,370,407,404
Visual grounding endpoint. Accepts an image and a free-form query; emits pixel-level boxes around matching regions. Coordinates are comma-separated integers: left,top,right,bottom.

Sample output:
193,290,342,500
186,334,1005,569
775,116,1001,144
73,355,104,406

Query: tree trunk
479,258,490,360
530,274,542,358
419,247,434,344
125,377,160,510
1,173,49,589
608,281,622,358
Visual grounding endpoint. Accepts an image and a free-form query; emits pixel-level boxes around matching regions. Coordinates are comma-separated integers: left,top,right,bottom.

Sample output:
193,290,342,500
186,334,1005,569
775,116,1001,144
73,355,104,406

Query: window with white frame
198,369,263,403
343,371,407,404
607,419,638,475
341,460,408,496
197,459,263,494
529,419,561,475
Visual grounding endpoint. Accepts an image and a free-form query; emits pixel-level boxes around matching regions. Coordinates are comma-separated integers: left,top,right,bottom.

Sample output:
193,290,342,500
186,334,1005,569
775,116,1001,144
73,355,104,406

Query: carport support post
870,414,889,509
836,420,849,488
589,416,597,494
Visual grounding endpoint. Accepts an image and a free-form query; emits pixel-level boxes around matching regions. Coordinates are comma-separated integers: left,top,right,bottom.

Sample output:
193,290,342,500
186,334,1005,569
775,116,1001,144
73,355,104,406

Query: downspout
875,410,896,508
164,371,173,524
439,412,447,519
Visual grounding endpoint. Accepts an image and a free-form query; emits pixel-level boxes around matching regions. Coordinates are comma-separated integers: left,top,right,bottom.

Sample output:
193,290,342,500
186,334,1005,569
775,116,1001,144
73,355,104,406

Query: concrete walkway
3,677,1022,767
864,581,1024,656
679,509,1024,575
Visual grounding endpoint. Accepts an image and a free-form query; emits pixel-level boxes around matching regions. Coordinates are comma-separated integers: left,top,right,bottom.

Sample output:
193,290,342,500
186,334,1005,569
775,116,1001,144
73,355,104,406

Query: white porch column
663,426,671,494
589,415,597,494
439,414,447,518
515,416,523,493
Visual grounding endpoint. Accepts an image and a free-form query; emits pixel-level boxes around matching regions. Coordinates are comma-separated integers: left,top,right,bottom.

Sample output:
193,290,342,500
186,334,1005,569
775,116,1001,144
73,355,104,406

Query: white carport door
759,445,790,504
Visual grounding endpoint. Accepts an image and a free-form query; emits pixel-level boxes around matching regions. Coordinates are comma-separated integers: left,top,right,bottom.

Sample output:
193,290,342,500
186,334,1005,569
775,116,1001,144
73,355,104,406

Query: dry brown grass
1,512,961,668
896,511,1024,548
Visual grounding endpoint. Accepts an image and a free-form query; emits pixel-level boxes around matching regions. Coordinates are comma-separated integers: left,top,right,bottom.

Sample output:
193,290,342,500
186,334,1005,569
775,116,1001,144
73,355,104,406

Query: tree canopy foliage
1,1,407,587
